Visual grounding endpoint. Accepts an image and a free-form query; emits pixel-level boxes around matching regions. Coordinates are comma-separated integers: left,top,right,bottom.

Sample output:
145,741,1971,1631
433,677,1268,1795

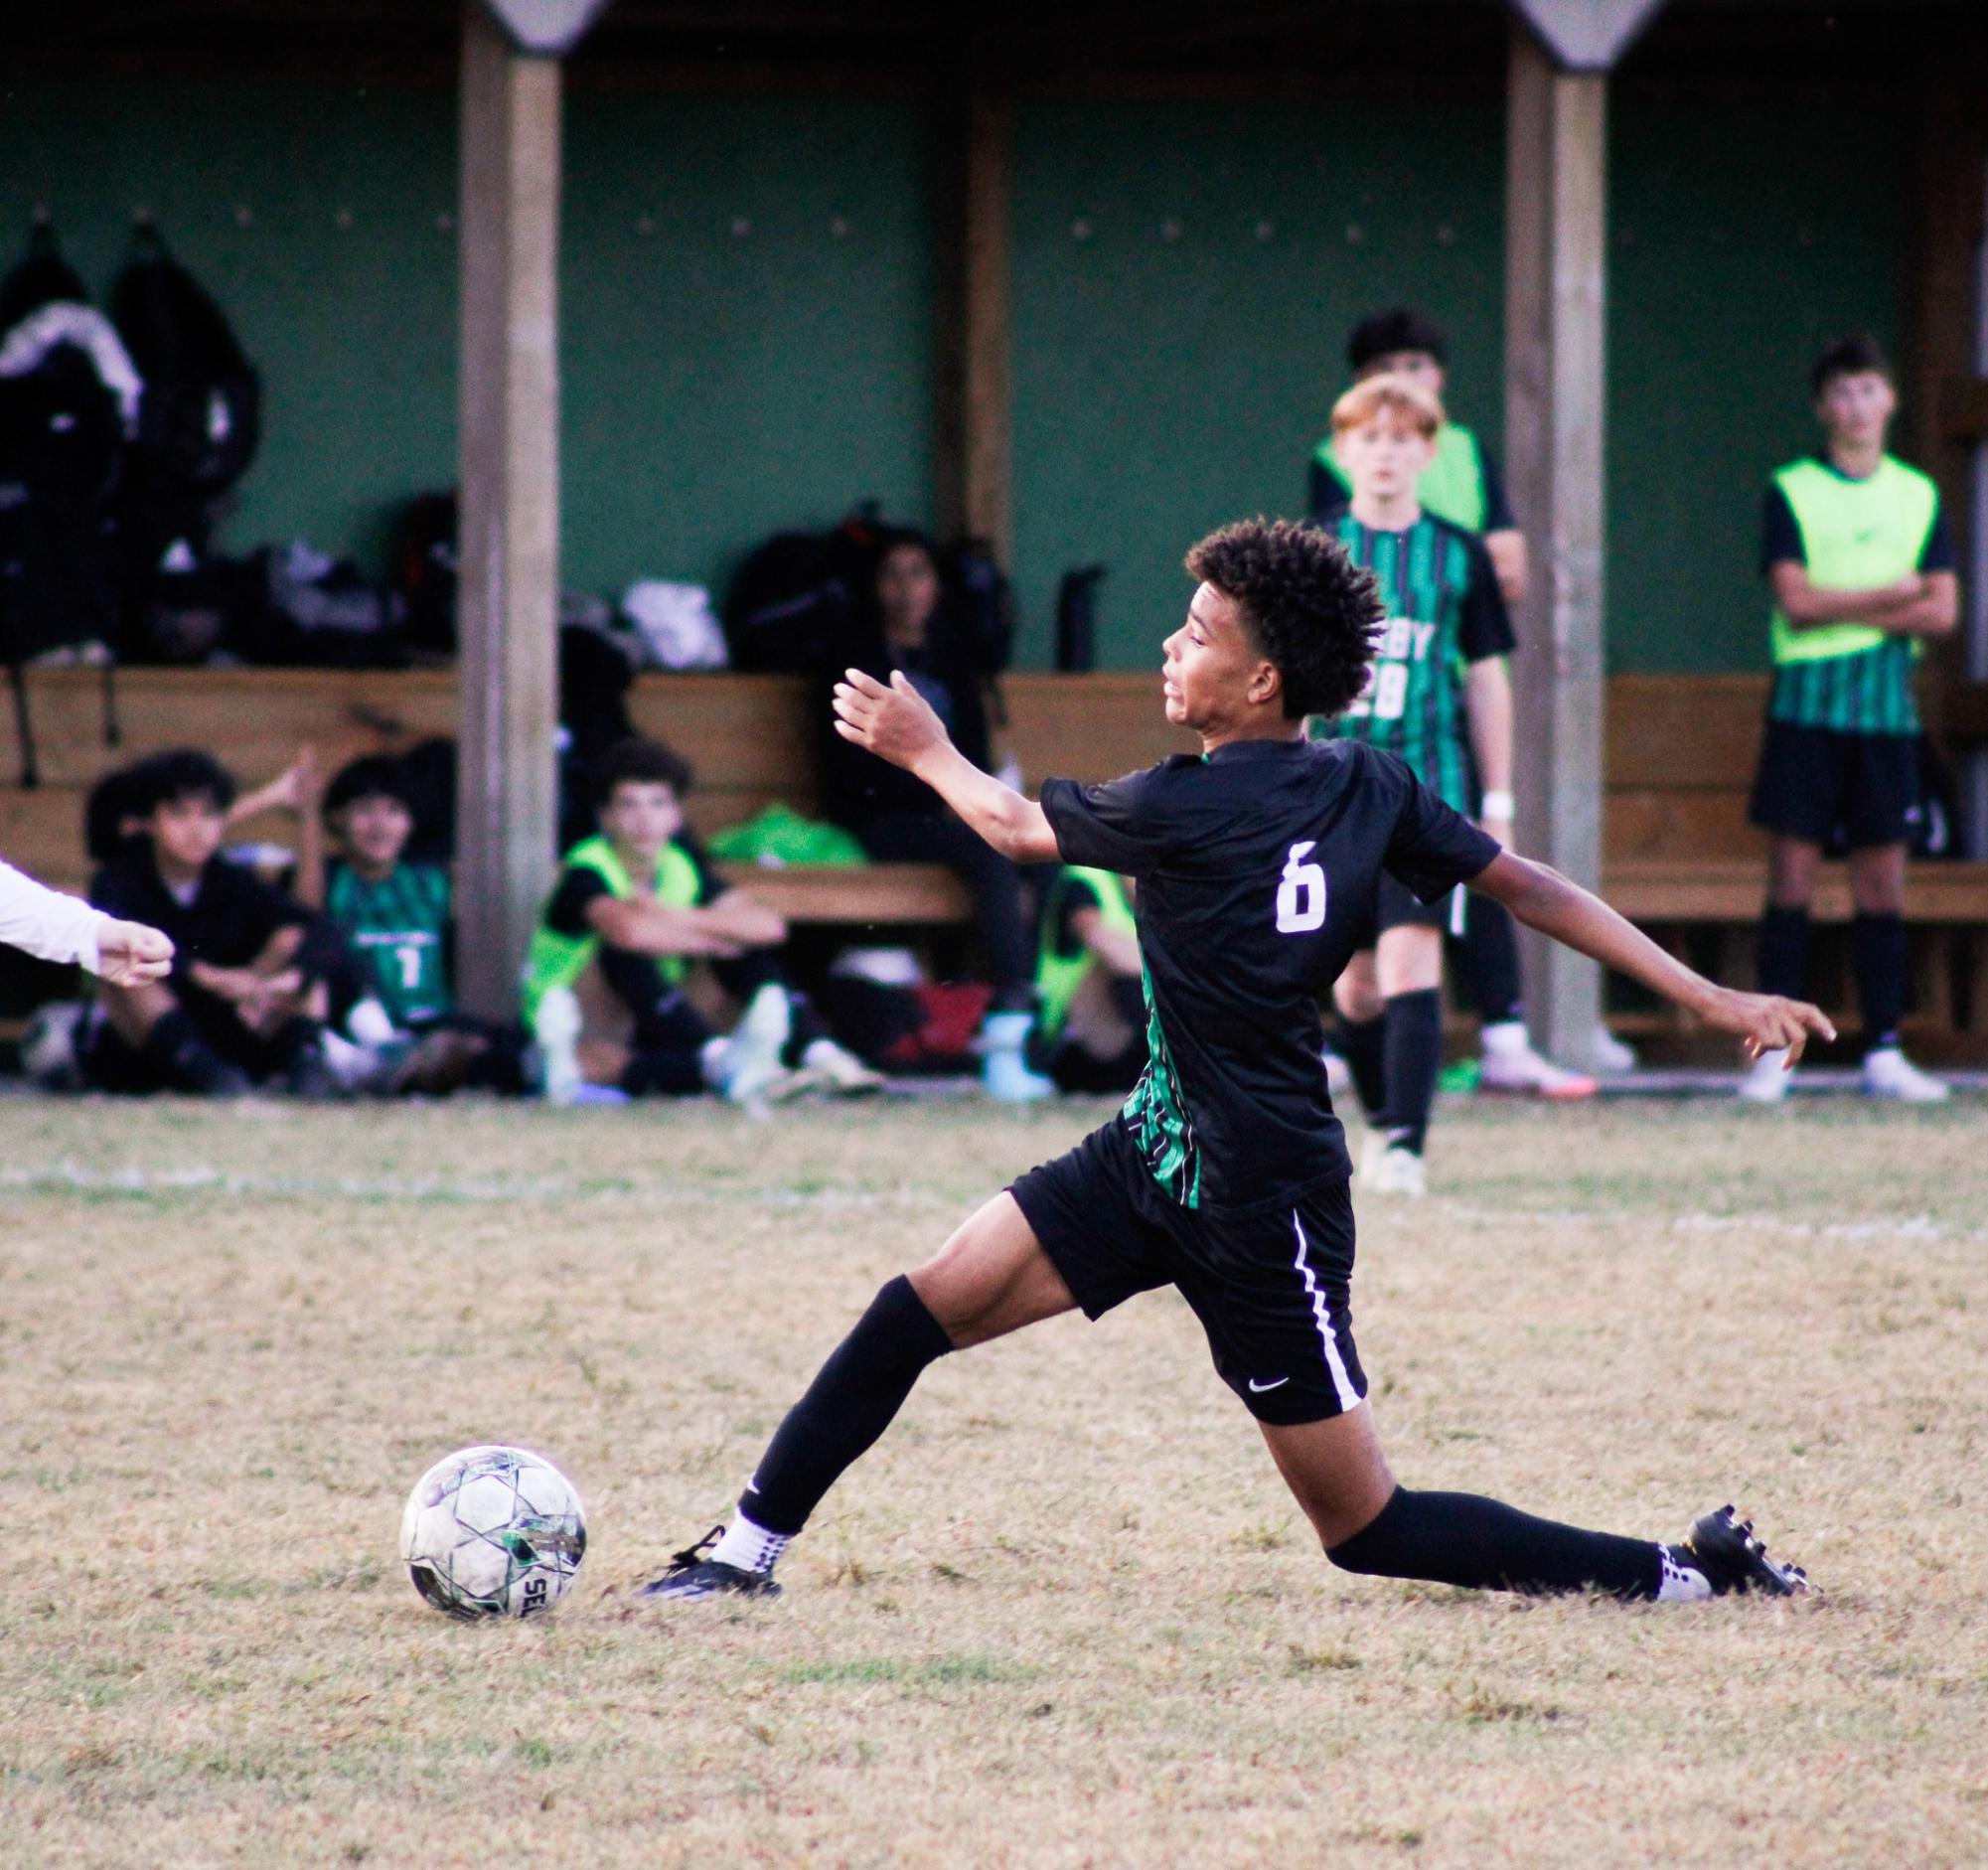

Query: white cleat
1478,1023,1598,1100
1859,1045,1949,1104
1365,1144,1428,1198
1737,1046,1793,1103
722,986,799,1107
799,1036,886,1097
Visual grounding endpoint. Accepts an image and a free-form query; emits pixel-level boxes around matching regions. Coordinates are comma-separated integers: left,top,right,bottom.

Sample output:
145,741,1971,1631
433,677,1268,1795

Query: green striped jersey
1767,641,1920,736
1318,513,1514,811
325,860,453,1026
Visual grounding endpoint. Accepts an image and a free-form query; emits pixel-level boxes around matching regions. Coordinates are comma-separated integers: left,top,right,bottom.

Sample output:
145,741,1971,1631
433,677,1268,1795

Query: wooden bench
4,664,1986,1056
1603,673,1988,1056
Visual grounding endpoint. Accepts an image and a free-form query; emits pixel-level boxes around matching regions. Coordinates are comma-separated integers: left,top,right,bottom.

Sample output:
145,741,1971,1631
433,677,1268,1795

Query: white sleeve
0,859,111,974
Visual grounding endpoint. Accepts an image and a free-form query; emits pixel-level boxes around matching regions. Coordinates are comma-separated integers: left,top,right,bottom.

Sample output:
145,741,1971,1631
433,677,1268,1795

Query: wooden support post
456,2,562,1020
1504,22,1609,1068
936,96,1013,567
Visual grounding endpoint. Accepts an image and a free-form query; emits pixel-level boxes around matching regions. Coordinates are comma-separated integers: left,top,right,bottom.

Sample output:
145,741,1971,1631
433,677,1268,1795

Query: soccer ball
398,1445,587,1620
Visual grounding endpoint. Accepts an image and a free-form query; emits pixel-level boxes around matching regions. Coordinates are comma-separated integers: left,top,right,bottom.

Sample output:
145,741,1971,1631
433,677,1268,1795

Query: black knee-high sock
1335,1013,1387,1120
1757,904,1810,1000
1457,897,1524,1026
1326,1486,1660,1599
1380,989,1443,1154
1851,911,1907,1051
737,1275,955,1536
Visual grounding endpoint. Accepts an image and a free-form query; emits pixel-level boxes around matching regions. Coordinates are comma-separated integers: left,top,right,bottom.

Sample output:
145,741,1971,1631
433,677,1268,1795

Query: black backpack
722,513,881,673
109,222,260,575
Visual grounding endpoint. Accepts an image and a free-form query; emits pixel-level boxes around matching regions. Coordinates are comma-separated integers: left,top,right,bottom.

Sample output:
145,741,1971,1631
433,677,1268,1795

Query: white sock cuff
711,1512,791,1577
1656,1545,1714,1603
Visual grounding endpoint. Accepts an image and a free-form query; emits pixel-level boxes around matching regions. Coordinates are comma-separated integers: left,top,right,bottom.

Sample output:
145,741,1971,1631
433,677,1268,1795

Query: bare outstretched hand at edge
1696,986,1835,1068
832,668,950,776
95,920,175,987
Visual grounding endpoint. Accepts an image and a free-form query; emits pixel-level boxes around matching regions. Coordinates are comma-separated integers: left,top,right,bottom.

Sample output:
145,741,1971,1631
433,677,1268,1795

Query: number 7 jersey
1039,738,1498,1209
1322,512,1514,811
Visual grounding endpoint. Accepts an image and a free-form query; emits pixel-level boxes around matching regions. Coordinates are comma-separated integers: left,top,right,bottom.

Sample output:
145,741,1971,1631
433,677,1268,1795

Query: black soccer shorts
1008,1119,1368,1427
1748,720,1921,850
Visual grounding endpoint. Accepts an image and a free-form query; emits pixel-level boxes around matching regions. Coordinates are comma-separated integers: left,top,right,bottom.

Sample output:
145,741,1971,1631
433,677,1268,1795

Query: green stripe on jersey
1324,514,1476,809
1122,960,1200,1208
1767,639,1918,736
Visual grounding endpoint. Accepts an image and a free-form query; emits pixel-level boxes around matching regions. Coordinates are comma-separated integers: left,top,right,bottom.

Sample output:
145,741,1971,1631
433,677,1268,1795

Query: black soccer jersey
1040,737,1498,1209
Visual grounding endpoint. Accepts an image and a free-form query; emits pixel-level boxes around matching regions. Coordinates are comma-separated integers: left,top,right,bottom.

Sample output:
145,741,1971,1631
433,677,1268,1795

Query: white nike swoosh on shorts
1247,1376,1291,1393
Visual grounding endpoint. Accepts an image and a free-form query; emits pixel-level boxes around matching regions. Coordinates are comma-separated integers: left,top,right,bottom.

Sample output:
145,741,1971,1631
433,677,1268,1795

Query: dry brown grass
2,1092,1985,1868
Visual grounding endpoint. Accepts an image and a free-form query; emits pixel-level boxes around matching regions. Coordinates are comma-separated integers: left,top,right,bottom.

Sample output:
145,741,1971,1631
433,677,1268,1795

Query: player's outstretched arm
1472,851,1835,1065
832,668,1060,862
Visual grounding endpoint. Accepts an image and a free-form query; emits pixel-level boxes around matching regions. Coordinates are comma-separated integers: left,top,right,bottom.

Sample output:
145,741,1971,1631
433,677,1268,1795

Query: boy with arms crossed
646,517,1824,1607
1319,375,1516,1194
524,737,879,1104
1743,337,1958,1103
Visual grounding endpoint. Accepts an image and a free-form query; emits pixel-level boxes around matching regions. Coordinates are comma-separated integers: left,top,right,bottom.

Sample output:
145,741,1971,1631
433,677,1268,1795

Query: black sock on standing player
1325,1486,1661,1599
1334,1013,1388,1120
735,1275,955,1538
1850,911,1907,1050
1756,904,1810,1001
1457,897,1524,1027
1380,989,1443,1155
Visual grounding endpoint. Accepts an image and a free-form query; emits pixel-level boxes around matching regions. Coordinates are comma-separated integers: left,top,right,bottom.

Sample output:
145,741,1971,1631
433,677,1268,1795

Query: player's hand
95,920,174,987
1698,987,1835,1067
833,668,950,773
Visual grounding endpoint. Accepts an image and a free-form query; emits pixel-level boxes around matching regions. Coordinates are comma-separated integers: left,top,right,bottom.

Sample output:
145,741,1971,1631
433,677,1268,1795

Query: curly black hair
591,735,693,806
1184,519,1382,720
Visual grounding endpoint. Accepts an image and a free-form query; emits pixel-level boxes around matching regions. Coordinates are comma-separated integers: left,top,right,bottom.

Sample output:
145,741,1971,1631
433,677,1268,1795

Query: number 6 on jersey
1276,841,1326,933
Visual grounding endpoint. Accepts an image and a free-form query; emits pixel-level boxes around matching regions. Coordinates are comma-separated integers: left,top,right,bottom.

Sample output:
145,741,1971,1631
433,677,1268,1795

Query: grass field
3,1091,1985,1868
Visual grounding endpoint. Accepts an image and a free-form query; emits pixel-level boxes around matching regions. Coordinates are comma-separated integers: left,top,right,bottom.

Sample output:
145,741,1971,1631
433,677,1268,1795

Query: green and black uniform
1006,739,1497,1423
1749,455,1954,848
1313,512,1513,934
325,860,453,1028
1031,865,1146,1092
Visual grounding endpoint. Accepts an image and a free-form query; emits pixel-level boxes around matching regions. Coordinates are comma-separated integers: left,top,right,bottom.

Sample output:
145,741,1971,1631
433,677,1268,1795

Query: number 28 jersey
1040,738,1497,1209
1321,513,1514,811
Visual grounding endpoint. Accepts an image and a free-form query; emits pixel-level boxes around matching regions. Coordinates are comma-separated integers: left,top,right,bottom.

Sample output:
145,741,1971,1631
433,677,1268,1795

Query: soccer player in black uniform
646,519,1823,1606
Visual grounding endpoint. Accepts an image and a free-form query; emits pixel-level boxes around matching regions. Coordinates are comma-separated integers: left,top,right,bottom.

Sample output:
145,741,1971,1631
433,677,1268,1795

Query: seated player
645,517,1823,1607
1317,373,1530,1197
312,754,525,1095
1030,864,1147,1093
82,749,349,1095
523,736,880,1104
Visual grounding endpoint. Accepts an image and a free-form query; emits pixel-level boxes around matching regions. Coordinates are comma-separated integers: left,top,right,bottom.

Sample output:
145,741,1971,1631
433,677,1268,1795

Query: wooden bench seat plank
714,862,969,925
1605,859,1988,924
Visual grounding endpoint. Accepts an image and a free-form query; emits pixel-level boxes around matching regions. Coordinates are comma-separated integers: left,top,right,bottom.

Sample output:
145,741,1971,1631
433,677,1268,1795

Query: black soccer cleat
1673,1503,1811,1597
638,1525,783,1603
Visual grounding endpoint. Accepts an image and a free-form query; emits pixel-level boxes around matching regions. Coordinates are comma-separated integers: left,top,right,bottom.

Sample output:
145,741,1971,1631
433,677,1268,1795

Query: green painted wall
1009,95,1509,671
1607,80,1908,673
0,68,1910,676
